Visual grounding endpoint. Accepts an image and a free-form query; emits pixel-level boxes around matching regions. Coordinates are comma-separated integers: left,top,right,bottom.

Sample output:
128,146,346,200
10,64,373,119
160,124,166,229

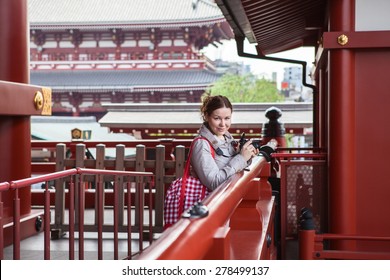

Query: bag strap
178,136,215,218
183,137,214,178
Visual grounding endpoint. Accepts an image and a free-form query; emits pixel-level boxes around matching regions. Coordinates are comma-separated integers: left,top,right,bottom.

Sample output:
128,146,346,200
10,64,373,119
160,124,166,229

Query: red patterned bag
164,137,214,229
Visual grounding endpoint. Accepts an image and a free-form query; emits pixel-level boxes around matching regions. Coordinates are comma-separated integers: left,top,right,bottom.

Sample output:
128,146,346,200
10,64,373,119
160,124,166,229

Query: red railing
138,154,276,260
0,168,154,260
271,150,327,259
31,141,193,234
276,149,390,260
2,145,277,260
4,139,281,260
299,230,390,260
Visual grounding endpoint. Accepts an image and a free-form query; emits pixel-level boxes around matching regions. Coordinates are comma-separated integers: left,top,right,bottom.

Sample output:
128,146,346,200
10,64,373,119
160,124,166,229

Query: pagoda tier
29,28,230,71
28,0,234,118
31,69,221,119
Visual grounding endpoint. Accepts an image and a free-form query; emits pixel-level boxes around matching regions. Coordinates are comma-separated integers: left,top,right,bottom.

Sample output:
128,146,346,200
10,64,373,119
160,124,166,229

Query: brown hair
200,95,233,122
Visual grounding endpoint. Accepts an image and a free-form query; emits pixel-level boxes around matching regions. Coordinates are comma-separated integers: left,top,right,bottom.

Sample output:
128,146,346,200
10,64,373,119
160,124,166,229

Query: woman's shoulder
193,136,212,148
192,136,217,155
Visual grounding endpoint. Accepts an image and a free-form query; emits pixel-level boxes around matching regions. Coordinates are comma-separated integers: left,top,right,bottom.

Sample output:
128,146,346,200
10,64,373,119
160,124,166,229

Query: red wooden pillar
328,0,357,248
0,1,51,222
0,0,30,218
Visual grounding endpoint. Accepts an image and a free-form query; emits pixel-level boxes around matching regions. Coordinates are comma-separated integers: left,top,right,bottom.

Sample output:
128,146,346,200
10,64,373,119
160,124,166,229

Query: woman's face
206,107,232,138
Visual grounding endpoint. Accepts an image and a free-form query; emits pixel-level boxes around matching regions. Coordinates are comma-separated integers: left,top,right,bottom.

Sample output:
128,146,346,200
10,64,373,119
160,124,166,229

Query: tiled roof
99,106,313,129
29,0,226,28
31,116,136,157
30,69,221,91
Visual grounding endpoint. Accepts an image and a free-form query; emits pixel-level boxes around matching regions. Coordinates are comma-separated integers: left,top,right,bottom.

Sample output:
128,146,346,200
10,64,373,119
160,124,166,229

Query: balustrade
138,143,277,260
0,168,153,260
1,141,279,260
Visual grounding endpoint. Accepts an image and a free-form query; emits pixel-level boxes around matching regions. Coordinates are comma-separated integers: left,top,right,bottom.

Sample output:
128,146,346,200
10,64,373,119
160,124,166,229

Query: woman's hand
240,139,259,161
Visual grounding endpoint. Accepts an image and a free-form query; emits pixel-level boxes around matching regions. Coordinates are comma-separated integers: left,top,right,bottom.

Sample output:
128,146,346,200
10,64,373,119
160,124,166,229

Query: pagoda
28,0,234,119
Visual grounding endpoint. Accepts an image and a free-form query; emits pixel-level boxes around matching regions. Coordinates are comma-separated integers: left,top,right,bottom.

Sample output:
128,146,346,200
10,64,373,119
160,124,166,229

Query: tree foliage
205,73,284,103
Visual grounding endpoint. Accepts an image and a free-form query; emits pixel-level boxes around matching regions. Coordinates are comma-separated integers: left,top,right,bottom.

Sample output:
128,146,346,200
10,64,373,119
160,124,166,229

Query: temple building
28,0,234,119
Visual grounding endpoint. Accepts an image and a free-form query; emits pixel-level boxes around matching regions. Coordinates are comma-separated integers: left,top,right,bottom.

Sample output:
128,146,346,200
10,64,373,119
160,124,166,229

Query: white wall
355,0,390,31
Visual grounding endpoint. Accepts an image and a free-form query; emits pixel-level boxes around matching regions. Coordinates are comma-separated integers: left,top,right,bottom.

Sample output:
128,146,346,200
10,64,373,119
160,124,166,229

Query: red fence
271,151,327,259
0,168,153,260
2,140,278,260
32,141,192,236
6,141,388,260
299,230,390,260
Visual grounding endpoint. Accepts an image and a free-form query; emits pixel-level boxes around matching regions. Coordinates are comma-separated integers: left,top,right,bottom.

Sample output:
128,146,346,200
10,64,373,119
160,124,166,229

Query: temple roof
31,116,136,158
215,0,326,55
31,116,135,141
30,69,222,91
29,0,227,29
99,103,313,130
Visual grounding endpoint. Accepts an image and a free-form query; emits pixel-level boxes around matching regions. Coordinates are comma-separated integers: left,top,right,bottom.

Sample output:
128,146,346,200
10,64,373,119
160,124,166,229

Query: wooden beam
0,80,52,116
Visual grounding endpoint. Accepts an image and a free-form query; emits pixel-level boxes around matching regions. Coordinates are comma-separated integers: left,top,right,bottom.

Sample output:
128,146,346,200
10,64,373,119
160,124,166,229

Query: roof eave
30,18,229,30
215,0,256,43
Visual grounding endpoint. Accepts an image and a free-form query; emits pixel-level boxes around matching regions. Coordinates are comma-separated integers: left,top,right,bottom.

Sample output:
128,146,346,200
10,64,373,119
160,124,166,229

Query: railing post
44,183,51,260
68,177,75,260
78,169,85,260
113,174,119,260
135,144,145,229
97,172,104,260
13,189,20,260
298,229,316,260
75,144,86,226
174,145,185,178
154,145,165,231
126,180,132,258
298,208,316,260
115,144,125,225
261,106,286,148
0,192,3,260
94,144,105,225
52,143,66,239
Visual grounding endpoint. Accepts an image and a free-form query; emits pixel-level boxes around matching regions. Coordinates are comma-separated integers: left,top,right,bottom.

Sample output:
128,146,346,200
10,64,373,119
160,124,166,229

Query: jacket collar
198,123,233,151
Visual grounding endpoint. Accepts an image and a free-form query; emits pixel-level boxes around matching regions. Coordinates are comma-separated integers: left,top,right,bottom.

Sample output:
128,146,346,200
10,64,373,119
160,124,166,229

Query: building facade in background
29,0,234,119
281,66,313,101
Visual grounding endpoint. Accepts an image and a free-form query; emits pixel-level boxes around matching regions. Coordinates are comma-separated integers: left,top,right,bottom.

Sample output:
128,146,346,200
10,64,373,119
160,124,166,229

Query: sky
202,39,315,89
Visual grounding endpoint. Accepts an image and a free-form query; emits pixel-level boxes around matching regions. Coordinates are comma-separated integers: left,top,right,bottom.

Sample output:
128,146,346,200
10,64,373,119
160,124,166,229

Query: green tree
205,73,284,102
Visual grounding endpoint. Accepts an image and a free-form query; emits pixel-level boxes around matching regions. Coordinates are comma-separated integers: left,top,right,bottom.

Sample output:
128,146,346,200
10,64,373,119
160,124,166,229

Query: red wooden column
0,0,51,219
328,0,357,248
0,0,30,218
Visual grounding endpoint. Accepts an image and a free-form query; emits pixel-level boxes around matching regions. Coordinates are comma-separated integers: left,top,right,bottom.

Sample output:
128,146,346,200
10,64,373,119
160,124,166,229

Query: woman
164,95,258,228
190,95,259,191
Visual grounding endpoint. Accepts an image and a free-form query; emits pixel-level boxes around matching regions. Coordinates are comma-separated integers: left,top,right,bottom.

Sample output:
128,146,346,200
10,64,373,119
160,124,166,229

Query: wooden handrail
138,154,271,260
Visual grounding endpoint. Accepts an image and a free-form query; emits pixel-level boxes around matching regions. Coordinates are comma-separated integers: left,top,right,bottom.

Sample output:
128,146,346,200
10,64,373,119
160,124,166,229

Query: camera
238,132,261,151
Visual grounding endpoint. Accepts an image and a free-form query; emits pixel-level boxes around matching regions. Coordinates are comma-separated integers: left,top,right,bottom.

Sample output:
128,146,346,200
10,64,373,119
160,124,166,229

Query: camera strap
215,147,231,158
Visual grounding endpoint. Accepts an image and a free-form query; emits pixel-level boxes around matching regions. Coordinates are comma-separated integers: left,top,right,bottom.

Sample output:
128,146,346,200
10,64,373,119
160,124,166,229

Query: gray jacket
189,123,249,191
